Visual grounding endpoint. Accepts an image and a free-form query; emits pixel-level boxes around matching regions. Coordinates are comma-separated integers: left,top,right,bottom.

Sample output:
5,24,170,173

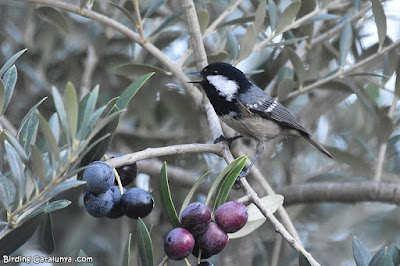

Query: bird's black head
189,62,251,116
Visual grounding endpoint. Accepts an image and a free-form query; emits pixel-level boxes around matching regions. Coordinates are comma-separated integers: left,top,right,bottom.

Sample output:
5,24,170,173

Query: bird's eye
211,70,218,75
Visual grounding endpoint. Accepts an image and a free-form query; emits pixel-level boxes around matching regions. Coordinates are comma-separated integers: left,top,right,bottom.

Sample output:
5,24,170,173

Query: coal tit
190,62,332,177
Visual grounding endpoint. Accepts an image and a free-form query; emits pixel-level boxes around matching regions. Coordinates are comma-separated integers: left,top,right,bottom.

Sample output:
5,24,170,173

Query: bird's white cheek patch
207,75,238,101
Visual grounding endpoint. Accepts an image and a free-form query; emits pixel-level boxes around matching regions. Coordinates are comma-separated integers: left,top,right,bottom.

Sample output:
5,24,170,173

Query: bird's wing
237,84,308,134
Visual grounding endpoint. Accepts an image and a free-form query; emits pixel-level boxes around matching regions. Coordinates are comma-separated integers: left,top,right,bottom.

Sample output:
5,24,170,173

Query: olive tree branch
287,38,400,100
178,0,246,67
106,143,225,168
181,0,322,265
253,0,340,53
276,181,400,206
20,0,203,107
374,87,398,181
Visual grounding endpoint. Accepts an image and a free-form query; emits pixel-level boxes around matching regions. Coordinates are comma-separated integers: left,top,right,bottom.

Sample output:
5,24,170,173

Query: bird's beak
188,72,202,83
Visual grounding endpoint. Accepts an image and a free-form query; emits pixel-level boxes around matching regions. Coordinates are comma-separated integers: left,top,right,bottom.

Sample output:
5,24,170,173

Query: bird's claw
232,171,248,190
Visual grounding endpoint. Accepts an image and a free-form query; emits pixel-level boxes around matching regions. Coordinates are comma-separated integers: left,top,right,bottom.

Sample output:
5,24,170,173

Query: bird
189,62,332,178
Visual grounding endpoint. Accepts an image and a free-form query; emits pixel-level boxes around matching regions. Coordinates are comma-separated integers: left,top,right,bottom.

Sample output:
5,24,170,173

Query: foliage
1,0,400,265
0,50,153,255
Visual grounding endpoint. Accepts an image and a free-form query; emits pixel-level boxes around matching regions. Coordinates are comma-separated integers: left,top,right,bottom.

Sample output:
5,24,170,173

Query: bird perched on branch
190,62,332,178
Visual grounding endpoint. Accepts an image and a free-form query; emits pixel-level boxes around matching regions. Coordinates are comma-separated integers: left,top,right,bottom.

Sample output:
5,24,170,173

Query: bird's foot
232,170,248,190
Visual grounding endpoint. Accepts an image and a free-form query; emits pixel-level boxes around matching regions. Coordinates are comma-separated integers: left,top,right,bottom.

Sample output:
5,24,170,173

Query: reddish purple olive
164,228,195,261
214,201,248,233
198,222,228,255
180,202,211,235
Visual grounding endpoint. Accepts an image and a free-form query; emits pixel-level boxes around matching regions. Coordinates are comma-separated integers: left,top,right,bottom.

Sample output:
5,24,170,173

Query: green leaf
159,162,181,228
77,249,93,266
254,0,267,34
369,248,386,266
388,245,400,265
0,49,26,78
110,2,137,26
17,97,47,153
113,64,169,76
395,58,400,98
180,171,213,217
380,252,395,266
40,213,55,254
228,216,266,239
275,0,301,34
48,113,61,144
205,156,246,208
301,14,339,25
246,195,283,221
0,174,16,212
284,47,305,89
268,0,278,32
37,6,69,32
47,181,86,200
339,22,353,67
137,218,154,266
144,0,167,18
238,23,257,62
353,236,372,266
0,212,46,256
64,82,79,142
77,86,99,140
198,9,209,34
228,194,283,239
371,0,386,51
122,233,132,266
277,78,296,101
114,72,154,112
21,200,71,224
38,113,60,163
4,131,29,163
149,9,183,37
30,145,47,186
78,112,120,165
214,156,247,209
1,65,17,115
80,73,152,167
52,86,70,145
299,251,312,266
0,80,5,116
18,111,39,155
5,140,25,205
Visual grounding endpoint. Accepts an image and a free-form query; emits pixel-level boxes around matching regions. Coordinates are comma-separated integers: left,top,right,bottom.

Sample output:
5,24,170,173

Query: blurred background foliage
1,0,400,265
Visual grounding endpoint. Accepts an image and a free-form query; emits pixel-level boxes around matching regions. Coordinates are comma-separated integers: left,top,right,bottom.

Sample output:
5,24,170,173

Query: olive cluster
82,159,154,219
164,201,248,264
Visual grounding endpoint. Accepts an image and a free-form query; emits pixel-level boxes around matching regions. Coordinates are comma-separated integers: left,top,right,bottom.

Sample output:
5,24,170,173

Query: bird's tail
300,132,333,159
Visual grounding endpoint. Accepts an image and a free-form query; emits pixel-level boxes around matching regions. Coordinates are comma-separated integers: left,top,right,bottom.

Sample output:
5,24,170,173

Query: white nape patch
265,101,277,113
207,75,239,101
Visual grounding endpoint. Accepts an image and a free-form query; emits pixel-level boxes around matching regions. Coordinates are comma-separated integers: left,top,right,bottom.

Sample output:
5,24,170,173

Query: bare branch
106,143,225,168
276,181,400,206
287,39,400,100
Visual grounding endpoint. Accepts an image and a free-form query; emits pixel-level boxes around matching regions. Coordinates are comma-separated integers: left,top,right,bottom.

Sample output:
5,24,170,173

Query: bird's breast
220,114,284,141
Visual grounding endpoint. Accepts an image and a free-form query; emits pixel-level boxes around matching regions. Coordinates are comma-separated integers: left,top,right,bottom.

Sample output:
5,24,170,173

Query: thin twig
80,45,98,99
106,143,225,168
286,39,400,100
158,255,169,266
276,181,400,206
132,0,144,40
253,0,340,53
239,178,321,266
20,0,203,107
181,0,316,263
374,87,398,181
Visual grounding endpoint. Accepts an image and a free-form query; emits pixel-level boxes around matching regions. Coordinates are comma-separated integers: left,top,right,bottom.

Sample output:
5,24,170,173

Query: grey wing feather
238,84,308,134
